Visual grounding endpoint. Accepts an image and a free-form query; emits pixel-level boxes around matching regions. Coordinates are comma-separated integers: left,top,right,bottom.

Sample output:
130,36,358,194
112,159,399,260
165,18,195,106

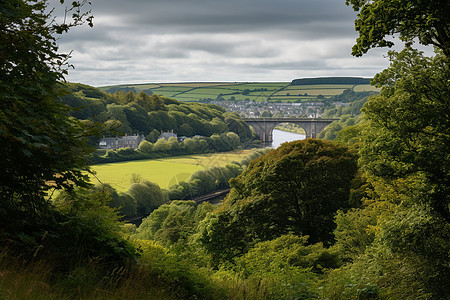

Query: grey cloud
90,0,355,34
52,0,389,86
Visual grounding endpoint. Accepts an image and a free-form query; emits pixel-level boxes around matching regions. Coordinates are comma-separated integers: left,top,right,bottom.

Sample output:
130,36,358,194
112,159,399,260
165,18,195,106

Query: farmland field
98,80,379,102
90,150,255,192
353,84,379,92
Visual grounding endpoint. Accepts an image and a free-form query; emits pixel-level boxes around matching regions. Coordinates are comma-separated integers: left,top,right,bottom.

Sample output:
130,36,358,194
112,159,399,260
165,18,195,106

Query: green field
90,150,254,192
98,81,379,102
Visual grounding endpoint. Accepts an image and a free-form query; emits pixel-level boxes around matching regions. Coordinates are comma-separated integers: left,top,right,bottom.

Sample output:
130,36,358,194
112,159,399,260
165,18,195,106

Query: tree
0,0,94,230
53,186,136,267
153,138,172,152
346,0,450,57
200,139,358,263
128,181,168,216
135,91,154,111
92,184,137,218
344,2,450,296
147,129,160,143
352,48,450,297
179,123,195,137
223,132,240,149
360,48,449,221
190,170,216,195
138,140,154,153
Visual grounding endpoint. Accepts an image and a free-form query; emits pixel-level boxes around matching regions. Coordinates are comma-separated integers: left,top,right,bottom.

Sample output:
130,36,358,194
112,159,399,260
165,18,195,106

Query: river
270,129,306,148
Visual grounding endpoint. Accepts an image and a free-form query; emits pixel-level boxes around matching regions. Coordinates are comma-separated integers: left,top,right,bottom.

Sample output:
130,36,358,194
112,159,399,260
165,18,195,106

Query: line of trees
89,131,243,164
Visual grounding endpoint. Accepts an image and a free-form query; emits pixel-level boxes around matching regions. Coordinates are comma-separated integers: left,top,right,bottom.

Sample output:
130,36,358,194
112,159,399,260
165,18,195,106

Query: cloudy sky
56,0,393,87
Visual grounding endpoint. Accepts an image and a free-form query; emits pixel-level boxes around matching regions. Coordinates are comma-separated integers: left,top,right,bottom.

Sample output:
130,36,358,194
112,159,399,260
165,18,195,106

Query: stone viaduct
243,118,336,143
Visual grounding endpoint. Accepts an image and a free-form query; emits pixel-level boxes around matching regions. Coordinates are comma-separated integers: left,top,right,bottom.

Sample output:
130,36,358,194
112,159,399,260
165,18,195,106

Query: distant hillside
98,79,378,103
291,77,372,85
60,83,256,143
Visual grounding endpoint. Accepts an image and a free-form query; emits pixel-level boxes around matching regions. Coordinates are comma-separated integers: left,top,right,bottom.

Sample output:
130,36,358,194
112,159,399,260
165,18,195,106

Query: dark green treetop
200,139,358,264
346,0,450,57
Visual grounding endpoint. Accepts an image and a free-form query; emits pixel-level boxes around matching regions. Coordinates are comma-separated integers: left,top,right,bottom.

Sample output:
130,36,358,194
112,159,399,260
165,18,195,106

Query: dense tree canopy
0,0,96,229
200,139,358,264
346,0,450,57
360,48,449,220
59,83,257,143
337,2,450,296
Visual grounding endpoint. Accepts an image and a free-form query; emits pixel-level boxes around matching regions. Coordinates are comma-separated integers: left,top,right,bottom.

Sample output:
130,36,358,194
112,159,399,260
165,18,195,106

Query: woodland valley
0,0,449,299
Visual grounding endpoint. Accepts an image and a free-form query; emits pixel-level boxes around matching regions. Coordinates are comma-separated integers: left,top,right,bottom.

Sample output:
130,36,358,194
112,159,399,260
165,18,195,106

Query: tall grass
0,250,174,299
1,238,308,300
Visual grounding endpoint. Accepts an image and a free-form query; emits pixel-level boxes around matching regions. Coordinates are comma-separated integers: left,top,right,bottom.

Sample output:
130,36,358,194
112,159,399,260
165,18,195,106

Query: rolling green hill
98,78,378,103
60,82,256,143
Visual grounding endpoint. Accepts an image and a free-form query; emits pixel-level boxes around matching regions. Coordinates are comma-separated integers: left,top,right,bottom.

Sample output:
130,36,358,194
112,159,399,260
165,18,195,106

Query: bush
51,188,137,269
138,140,154,153
134,201,216,246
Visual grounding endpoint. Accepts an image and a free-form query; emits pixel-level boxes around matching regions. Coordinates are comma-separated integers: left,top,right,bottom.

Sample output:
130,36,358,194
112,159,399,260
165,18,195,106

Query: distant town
204,99,348,118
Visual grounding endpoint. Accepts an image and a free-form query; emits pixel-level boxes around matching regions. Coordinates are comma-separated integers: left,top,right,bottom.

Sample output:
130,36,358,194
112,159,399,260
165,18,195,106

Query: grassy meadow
90,150,254,192
98,81,378,102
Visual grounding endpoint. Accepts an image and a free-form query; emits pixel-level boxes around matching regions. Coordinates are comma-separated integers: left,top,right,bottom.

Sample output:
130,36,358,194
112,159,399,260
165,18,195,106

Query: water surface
271,129,306,148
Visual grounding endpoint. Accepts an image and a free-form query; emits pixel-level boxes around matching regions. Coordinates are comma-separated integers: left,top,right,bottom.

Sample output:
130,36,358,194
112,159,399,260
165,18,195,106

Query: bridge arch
243,118,336,143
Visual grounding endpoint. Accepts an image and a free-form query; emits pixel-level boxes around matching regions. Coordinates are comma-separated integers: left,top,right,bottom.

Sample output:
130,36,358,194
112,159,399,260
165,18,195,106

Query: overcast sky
56,0,393,87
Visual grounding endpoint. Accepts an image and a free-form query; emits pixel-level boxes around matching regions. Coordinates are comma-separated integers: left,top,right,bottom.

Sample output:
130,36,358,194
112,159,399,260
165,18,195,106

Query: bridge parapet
243,118,337,142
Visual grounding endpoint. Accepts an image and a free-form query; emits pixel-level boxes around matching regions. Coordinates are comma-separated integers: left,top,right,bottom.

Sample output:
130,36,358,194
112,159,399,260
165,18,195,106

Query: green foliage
167,150,267,201
91,132,244,165
62,85,256,143
360,49,449,220
357,176,450,298
153,138,172,152
128,181,168,216
135,201,216,247
0,0,100,234
237,235,341,277
346,0,450,57
319,257,382,300
333,122,367,148
0,3,141,292
340,10,450,293
330,89,376,103
333,206,377,261
200,139,358,264
230,234,341,299
53,187,137,268
138,140,154,153
147,129,160,143
318,90,375,142
91,184,137,218
137,240,228,299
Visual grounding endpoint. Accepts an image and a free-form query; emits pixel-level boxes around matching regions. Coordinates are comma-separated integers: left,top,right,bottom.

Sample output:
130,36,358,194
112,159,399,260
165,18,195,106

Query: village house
158,130,177,140
98,134,145,150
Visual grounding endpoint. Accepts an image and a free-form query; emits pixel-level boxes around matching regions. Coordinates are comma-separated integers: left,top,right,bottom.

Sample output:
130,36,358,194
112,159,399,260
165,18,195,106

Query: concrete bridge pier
246,121,278,143
300,121,331,139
